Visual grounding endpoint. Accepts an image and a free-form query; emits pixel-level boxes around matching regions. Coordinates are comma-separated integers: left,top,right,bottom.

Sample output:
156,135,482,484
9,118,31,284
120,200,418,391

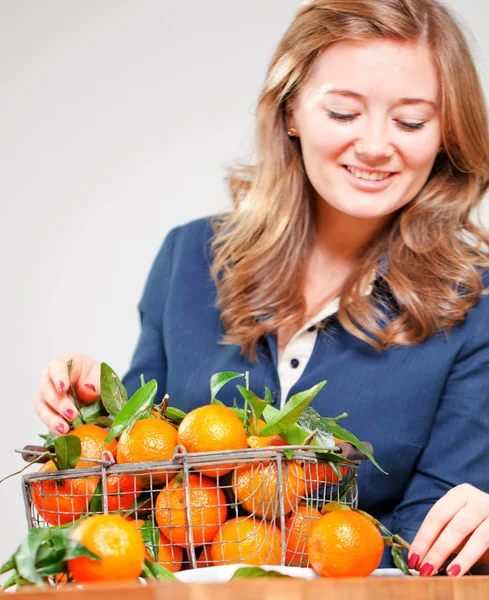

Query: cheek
302,123,352,161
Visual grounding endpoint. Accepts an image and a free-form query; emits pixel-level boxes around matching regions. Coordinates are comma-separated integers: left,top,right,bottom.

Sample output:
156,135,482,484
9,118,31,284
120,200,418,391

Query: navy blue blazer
122,217,489,567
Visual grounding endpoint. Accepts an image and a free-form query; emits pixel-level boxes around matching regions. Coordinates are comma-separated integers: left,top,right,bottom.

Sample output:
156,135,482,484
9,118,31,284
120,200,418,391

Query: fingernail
85,384,96,392
408,553,420,569
447,564,461,577
420,563,434,577
55,422,66,435
64,408,75,420
56,381,65,394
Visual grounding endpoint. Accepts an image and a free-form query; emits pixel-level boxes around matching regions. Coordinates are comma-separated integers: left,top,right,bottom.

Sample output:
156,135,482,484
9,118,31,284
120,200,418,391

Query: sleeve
122,227,179,399
392,297,489,543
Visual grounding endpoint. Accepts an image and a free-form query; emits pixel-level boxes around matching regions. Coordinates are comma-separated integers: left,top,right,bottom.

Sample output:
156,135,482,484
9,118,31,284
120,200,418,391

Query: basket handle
20,445,51,464
335,441,373,461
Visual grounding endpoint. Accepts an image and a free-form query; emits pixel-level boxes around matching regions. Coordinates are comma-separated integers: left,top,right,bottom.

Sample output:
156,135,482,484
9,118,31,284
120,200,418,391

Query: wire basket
21,444,363,576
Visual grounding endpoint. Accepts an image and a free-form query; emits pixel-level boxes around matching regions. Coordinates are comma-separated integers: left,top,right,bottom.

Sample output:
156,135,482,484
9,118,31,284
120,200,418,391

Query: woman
35,0,489,570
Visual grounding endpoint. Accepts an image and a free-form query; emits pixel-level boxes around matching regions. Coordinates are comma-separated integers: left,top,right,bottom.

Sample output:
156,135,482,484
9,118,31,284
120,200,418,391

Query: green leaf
67,359,84,423
1,572,21,590
141,521,160,562
104,379,158,443
210,372,244,402
15,528,50,585
64,539,101,561
210,397,225,406
142,557,178,581
0,554,17,575
298,406,335,447
326,421,387,474
89,479,103,513
39,432,59,448
36,562,65,577
53,435,81,471
122,491,153,519
79,400,107,420
100,363,128,418
231,567,291,579
259,382,326,436
392,547,412,576
84,416,114,428
236,386,269,422
164,406,187,425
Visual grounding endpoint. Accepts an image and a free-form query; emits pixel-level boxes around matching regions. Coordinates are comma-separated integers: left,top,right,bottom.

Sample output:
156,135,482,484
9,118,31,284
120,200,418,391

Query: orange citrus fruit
116,418,178,484
284,504,321,567
155,473,228,547
247,419,287,448
195,545,213,568
210,516,282,566
232,461,305,519
307,509,384,577
32,460,98,526
303,461,348,494
105,473,144,512
142,529,184,573
72,424,117,468
177,405,248,478
68,514,145,582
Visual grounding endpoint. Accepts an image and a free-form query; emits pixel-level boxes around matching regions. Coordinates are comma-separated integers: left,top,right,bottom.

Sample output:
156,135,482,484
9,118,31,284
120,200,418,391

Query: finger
39,369,78,422
35,397,69,435
408,486,470,568
46,357,73,396
76,362,101,402
445,517,489,577
419,504,489,576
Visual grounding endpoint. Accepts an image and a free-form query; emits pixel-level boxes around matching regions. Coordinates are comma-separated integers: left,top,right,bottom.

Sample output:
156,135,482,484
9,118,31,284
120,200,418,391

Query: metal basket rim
21,444,357,483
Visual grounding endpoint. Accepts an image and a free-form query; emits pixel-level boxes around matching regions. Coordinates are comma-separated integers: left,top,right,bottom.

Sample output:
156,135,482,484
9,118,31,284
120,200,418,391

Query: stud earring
287,128,298,138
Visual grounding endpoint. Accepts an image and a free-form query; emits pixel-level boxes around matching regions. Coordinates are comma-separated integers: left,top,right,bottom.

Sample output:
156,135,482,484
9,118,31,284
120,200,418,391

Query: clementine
116,418,178,484
303,461,348,494
32,461,98,526
177,405,247,477
232,461,305,519
72,424,117,468
68,514,145,582
155,473,228,547
307,509,384,577
284,504,321,567
210,516,282,566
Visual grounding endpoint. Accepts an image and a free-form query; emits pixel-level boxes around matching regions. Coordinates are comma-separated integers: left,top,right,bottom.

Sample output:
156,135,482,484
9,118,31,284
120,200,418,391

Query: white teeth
346,166,392,181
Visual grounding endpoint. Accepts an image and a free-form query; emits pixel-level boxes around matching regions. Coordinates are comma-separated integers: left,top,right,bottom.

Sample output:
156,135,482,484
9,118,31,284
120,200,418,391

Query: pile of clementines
30,404,367,581
2,367,397,588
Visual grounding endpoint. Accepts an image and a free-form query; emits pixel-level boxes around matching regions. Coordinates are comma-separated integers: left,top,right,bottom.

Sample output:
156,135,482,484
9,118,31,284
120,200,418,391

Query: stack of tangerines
30,404,379,583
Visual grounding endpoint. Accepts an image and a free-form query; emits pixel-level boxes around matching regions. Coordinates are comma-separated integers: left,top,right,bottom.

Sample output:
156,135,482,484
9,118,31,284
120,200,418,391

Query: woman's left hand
408,484,489,577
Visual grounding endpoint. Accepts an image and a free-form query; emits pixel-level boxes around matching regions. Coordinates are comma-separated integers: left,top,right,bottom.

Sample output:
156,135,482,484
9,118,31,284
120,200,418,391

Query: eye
396,120,426,132
327,110,358,122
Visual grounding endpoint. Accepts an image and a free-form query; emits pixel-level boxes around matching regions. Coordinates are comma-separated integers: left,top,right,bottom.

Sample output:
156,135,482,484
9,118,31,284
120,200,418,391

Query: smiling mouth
343,165,397,181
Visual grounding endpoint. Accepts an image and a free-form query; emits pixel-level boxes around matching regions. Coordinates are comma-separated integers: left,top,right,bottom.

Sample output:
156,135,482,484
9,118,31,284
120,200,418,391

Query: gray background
0,0,488,574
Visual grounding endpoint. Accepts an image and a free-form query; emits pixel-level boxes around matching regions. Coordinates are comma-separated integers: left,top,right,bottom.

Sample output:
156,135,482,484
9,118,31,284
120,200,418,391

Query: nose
354,120,394,161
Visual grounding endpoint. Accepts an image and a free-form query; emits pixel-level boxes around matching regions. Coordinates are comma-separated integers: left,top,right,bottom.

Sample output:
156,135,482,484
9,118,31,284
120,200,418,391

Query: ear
285,108,299,138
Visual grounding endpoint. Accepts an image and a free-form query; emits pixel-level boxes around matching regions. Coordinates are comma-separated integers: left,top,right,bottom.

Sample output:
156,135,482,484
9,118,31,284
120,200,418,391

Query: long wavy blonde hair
211,0,489,360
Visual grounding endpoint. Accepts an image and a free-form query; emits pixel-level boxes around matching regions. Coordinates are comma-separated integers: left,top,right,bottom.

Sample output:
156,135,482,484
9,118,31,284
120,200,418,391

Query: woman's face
289,39,442,220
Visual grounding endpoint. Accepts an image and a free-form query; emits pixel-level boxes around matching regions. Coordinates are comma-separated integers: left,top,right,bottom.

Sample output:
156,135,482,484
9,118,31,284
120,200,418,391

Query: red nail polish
56,381,65,394
64,408,75,420
408,553,420,569
420,563,434,577
55,422,65,435
85,384,96,392
447,564,461,577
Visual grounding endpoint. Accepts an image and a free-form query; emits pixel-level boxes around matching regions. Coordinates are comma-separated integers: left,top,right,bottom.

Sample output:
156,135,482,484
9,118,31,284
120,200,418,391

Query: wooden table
9,577,489,600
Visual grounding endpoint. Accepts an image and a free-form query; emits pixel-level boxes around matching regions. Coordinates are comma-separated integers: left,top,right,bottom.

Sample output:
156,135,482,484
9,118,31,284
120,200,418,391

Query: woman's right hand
35,354,101,434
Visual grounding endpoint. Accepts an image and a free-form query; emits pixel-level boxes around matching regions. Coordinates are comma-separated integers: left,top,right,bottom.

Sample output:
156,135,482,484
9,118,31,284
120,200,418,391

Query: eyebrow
325,89,438,109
